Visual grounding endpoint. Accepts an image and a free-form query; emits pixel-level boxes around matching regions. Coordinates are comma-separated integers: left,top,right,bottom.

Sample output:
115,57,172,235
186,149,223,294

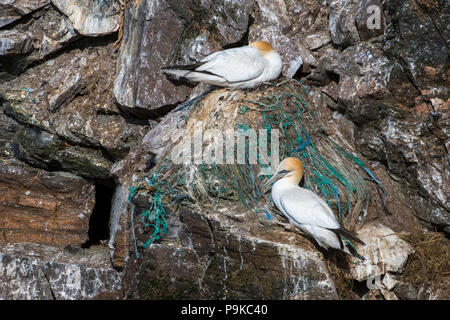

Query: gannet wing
195,46,265,82
279,187,340,230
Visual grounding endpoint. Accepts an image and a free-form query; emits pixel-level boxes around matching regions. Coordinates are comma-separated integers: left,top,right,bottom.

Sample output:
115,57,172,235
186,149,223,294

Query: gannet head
250,41,276,56
264,157,304,188
250,41,283,80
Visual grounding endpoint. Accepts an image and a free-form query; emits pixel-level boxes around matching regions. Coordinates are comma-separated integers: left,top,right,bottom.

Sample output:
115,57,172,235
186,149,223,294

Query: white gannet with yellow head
265,157,366,260
162,41,283,89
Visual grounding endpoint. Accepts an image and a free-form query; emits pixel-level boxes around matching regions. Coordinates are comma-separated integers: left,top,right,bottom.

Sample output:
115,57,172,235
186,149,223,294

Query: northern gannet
265,157,366,260
162,41,283,89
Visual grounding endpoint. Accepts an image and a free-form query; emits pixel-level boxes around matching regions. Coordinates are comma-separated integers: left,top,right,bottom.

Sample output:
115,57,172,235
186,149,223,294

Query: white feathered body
163,45,282,89
271,179,352,255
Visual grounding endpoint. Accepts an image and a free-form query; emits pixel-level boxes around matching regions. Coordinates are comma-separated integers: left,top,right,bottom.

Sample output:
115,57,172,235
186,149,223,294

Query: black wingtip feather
334,227,366,246
347,244,366,261
161,62,205,71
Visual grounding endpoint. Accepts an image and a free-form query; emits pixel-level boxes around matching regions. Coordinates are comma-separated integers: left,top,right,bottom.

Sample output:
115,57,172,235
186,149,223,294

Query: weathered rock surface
354,0,385,41
384,0,449,89
304,31,331,51
0,42,145,170
0,243,122,299
329,0,385,48
0,5,80,80
0,30,33,56
0,158,95,246
25,5,80,59
329,0,361,48
0,0,50,28
320,0,450,235
50,0,120,36
351,223,414,281
346,223,415,300
331,42,418,124
0,30,34,79
124,195,338,299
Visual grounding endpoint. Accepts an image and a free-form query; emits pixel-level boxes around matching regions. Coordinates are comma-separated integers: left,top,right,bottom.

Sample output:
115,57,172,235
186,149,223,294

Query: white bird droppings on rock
350,222,414,281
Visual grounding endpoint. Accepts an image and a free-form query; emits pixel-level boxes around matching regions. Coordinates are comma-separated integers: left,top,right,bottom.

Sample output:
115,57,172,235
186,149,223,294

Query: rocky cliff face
0,0,448,300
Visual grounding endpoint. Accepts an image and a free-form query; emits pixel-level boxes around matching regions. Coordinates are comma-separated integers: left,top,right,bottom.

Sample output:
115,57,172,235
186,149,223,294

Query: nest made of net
129,80,386,248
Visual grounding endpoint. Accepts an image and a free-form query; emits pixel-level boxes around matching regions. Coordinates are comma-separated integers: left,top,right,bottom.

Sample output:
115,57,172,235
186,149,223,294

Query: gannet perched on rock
162,41,283,89
265,157,366,260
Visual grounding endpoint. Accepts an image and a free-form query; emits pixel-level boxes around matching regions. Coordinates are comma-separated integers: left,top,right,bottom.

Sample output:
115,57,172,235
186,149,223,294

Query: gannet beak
263,170,289,191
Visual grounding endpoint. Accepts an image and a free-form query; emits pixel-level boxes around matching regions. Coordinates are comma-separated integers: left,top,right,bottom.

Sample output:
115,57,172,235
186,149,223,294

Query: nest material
131,80,384,246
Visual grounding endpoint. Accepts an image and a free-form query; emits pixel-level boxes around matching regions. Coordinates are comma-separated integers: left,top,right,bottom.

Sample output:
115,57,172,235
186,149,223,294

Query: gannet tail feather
161,62,206,71
332,227,366,246
161,64,225,83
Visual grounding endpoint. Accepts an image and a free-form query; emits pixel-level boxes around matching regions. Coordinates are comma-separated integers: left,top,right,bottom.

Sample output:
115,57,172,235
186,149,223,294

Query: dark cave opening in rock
348,279,372,298
325,70,340,84
81,180,115,248
293,68,312,81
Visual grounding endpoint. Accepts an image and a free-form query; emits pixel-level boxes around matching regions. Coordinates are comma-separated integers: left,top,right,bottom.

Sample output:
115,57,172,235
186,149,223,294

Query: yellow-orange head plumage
250,41,275,55
278,157,304,185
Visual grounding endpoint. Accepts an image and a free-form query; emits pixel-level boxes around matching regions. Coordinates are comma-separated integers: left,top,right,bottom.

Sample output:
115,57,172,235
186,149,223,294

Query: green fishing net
128,80,385,249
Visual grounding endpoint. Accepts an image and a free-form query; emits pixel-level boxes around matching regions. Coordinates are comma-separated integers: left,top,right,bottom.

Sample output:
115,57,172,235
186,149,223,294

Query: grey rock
0,30,33,79
0,41,143,179
393,282,419,300
38,9,79,58
383,0,448,89
410,195,450,236
350,223,414,281
380,117,448,210
304,31,331,51
142,108,187,160
48,73,85,112
113,0,191,116
128,206,338,299
0,102,18,158
0,0,50,28
0,243,122,300
9,116,114,181
354,0,385,41
26,5,80,59
333,42,416,124
427,0,450,49
51,0,120,36
0,30,33,56
0,36,146,274
284,0,329,36
357,113,450,233
331,38,449,234
0,6,80,79
329,0,360,48
0,6,81,79
254,0,291,31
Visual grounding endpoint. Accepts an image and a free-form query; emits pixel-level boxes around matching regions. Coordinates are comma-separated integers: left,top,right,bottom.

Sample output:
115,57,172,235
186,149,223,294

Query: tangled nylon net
129,80,386,249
